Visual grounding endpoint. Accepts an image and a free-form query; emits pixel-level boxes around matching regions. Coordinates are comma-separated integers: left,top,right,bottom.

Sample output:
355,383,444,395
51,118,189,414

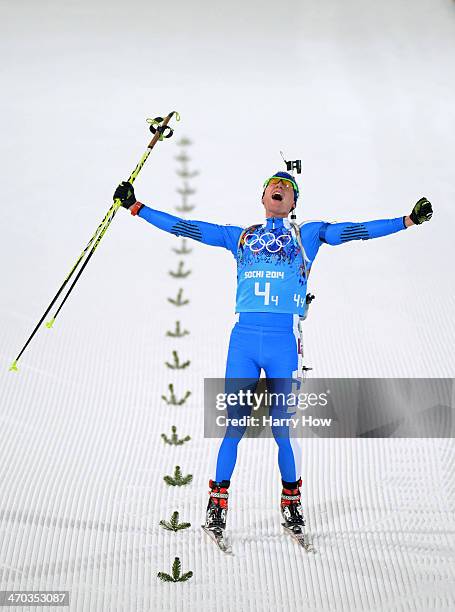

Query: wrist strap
130,201,144,216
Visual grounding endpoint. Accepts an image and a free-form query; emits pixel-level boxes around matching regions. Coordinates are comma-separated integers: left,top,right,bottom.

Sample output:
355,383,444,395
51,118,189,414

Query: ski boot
281,478,305,527
201,479,232,553
280,478,314,551
205,479,230,529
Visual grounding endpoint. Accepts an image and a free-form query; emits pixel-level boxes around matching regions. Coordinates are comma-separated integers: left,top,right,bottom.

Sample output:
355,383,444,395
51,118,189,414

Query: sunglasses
263,177,297,191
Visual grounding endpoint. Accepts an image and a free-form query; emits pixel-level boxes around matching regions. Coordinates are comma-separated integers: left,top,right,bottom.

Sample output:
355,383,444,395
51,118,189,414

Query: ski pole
9,111,180,372
46,204,119,327
45,112,179,327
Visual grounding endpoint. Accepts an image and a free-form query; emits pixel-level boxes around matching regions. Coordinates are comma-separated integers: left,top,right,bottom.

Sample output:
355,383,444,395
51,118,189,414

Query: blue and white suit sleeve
318,217,406,246
137,205,242,256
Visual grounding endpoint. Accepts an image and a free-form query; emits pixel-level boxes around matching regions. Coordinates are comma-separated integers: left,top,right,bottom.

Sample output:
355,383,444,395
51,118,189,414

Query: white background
0,1,454,610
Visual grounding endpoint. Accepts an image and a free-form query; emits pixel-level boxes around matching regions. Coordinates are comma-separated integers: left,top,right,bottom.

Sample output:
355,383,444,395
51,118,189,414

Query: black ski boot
280,478,314,551
202,479,232,553
205,479,230,529
280,478,305,527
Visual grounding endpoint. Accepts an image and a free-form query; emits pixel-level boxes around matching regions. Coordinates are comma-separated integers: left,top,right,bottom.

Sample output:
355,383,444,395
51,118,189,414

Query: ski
201,525,233,554
281,523,316,553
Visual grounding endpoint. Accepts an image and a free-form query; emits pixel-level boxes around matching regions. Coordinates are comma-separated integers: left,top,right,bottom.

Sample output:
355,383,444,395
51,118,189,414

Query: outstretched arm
137,205,242,252
319,197,433,246
113,181,242,254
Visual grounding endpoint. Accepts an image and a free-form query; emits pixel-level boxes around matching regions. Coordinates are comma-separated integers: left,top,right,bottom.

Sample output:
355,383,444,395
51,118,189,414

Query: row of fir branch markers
157,137,198,583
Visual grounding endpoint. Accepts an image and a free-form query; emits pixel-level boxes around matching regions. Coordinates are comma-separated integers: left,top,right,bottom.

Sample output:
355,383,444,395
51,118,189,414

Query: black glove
410,197,433,225
114,181,137,209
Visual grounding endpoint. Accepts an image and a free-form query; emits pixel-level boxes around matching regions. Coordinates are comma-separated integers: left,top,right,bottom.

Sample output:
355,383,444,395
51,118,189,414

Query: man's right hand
114,181,137,209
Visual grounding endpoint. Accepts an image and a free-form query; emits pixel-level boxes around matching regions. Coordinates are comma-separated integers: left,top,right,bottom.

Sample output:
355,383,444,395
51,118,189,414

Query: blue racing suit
136,206,407,482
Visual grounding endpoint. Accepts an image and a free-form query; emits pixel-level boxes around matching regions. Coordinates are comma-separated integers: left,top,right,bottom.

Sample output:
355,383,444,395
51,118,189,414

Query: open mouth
272,193,283,201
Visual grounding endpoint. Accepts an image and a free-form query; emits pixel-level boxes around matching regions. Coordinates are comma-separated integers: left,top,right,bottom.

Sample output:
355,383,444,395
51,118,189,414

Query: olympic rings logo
244,231,292,253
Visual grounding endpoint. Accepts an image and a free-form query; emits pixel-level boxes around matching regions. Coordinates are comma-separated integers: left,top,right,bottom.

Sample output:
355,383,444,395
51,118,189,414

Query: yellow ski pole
9,112,180,372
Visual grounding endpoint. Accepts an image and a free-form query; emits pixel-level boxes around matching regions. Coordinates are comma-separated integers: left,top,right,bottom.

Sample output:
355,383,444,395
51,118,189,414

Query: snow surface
1,1,454,610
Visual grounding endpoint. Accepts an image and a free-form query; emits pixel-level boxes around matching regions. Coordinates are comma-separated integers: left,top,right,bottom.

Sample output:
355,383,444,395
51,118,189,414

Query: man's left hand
410,197,433,225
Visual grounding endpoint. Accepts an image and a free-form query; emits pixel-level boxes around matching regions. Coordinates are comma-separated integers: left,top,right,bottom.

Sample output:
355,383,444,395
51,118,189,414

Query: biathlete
113,171,433,539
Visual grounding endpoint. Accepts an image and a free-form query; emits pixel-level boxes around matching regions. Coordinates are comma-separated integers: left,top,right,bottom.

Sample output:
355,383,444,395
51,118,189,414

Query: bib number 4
255,281,278,306
294,293,305,308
